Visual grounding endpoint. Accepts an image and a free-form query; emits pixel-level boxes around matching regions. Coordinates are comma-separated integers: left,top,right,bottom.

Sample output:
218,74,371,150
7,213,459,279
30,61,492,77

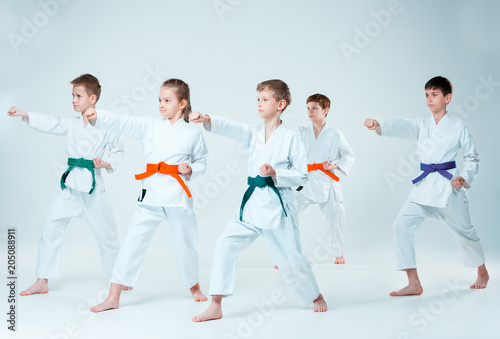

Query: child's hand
364,118,380,130
260,163,276,177
189,111,202,123
85,107,97,121
451,176,465,189
93,158,111,170
178,162,192,175
7,106,28,119
323,161,339,171
189,111,209,124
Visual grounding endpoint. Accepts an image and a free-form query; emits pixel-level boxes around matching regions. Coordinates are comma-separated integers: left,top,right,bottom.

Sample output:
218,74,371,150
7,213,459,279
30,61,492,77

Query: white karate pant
36,187,119,278
209,214,320,307
393,188,485,270
111,203,199,288
294,188,345,258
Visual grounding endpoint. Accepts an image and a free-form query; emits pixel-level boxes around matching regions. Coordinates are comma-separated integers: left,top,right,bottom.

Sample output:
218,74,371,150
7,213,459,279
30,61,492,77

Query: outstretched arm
85,108,151,140
367,117,420,140
190,111,253,148
8,106,70,135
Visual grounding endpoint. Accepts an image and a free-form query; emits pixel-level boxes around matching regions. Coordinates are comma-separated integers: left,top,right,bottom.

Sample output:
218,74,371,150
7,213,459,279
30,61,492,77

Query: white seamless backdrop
2,0,500,274
1,0,499,338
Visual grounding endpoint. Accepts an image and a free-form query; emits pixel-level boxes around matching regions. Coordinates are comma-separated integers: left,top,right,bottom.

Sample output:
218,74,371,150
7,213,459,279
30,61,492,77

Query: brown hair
307,93,331,116
256,79,291,113
70,74,101,102
162,78,191,122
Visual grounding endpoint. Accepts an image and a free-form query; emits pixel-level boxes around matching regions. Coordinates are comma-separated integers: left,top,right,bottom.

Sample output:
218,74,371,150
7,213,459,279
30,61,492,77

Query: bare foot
389,284,423,297
313,293,327,312
390,268,423,297
90,283,122,313
20,278,49,296
334,256,345,264
192,306,222,322
192,296,223,322
122,286,133,291
190,283,208,302
274,265,279,269
470,264,489,289
90,296,119,313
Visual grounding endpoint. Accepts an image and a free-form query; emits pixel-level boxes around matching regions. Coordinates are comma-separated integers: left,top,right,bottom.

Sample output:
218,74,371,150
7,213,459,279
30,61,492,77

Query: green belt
239,175,287,221
60,158,96,194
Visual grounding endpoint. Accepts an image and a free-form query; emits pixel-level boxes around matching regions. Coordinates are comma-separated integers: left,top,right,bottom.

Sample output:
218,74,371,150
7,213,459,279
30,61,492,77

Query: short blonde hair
256,79,291,112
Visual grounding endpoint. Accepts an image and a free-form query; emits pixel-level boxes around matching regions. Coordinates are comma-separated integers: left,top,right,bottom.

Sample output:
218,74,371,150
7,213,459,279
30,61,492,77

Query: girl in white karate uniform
294,94,355,264
191,80,327,323
88,79,209,313
8,74,124,296
364,76,488,297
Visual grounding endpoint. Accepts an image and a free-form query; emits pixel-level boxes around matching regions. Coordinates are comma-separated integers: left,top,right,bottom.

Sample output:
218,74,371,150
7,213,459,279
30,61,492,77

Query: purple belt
412,161,456,184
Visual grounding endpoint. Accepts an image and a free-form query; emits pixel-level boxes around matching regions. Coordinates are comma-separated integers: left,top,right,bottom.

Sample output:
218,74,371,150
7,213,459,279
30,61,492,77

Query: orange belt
308,163,340,182
135,162,192,198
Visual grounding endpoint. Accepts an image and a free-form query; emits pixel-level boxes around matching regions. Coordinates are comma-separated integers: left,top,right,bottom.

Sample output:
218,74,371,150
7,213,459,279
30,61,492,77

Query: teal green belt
239,175,287,221
60,158,96,194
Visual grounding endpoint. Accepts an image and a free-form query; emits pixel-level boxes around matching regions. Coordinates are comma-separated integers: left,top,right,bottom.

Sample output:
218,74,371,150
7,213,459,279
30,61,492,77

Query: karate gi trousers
295,187,345,258
111,203,199,288
36,187,119,278
393,188,485,270
209,213,320,307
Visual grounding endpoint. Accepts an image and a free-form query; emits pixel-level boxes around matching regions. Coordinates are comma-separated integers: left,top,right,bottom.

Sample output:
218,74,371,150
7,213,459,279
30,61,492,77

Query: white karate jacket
209,115,307,229
95,110,207,208
379,113,479,208
297,123,355,203
26,112,124,193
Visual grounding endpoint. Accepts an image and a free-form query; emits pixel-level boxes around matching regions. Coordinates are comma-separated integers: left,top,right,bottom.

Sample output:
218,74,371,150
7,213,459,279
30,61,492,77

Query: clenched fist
260,163,276,177
178,162,193,175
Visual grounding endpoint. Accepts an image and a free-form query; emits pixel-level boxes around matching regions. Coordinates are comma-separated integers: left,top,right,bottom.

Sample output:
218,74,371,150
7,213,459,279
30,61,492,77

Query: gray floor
5,247,499,339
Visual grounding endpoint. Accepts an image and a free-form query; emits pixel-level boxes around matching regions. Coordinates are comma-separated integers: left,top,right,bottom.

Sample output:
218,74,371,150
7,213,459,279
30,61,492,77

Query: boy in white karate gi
88,79,208,312
8,74,124,295
295,94,355,264
364,76,489,296
191,79,327,322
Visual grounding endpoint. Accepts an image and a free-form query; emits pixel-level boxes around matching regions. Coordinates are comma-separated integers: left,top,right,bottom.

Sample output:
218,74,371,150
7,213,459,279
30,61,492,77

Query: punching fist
189,111,210,124
364,118,380,130
7,106,28,119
